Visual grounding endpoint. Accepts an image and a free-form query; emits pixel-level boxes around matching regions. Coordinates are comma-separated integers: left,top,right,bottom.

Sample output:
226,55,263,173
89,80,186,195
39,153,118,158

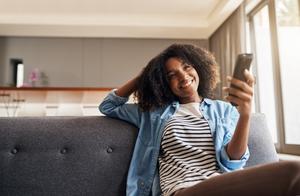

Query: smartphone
229,53,253,106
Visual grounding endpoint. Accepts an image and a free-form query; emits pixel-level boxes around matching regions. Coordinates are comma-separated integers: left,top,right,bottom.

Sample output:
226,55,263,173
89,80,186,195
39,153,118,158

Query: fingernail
226,76,232,81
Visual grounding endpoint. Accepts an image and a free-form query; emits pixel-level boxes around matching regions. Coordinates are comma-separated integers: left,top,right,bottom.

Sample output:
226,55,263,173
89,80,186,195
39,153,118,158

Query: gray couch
0,113,278,196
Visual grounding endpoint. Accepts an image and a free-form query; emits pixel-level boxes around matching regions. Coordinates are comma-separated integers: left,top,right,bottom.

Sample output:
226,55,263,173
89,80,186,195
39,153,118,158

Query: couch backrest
246,113,279,167
0,113,278,196
0,116,138,196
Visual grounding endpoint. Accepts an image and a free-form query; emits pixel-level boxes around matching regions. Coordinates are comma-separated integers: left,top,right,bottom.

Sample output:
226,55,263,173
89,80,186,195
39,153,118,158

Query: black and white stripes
159,114,220,196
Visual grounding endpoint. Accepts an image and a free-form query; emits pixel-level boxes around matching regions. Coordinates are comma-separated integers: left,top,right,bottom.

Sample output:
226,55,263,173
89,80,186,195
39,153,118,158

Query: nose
178,70,189,82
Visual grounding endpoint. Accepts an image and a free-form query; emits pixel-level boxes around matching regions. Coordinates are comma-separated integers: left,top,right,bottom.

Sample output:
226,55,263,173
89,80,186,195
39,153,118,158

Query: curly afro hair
134,43,219,111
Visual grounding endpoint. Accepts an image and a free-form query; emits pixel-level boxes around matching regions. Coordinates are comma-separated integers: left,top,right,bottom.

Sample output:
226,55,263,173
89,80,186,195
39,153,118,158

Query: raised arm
223,69,255,160
99,70,144,127
115,75,140,98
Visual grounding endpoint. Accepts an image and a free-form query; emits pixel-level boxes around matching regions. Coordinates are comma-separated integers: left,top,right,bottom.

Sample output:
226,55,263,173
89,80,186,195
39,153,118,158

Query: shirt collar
203,98,213,105
171,98,212,108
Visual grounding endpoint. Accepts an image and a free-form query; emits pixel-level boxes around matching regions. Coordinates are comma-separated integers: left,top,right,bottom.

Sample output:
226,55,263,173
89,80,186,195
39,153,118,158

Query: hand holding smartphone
229,53,253,106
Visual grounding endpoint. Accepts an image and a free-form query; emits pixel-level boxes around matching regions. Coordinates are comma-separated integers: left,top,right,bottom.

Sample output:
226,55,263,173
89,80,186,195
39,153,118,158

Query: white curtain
209,3,247,99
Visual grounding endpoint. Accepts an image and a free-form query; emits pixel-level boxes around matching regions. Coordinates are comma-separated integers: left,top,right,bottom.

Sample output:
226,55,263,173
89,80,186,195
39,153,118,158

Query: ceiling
0,0,243,39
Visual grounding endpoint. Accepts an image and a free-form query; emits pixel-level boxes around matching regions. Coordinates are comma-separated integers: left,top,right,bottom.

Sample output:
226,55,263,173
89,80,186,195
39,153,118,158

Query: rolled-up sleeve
220,143,250,171
99,89,141,127
219,105,250,171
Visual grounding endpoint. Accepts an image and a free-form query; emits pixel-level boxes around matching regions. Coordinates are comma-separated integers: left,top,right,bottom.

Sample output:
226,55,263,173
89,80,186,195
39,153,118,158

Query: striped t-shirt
159,102,221,196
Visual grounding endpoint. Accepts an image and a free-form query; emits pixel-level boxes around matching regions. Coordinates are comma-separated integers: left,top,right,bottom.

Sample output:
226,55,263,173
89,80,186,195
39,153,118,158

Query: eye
167,72,175,80
183,63,192,70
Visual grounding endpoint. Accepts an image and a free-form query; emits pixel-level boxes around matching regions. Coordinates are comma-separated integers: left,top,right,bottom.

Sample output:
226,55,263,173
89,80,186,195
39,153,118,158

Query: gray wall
0,37,208,87
0,38,5,85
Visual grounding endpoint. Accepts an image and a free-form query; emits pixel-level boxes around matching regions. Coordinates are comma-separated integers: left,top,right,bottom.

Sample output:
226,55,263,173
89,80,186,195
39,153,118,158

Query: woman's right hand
115,67,144,98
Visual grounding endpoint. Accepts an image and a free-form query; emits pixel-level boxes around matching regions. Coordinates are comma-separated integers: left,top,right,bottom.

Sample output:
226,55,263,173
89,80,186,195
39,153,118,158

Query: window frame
247,0,300,155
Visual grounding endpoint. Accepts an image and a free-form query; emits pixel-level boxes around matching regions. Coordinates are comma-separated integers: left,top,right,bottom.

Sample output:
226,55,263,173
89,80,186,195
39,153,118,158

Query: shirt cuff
109,89,129,104
220,146,250,170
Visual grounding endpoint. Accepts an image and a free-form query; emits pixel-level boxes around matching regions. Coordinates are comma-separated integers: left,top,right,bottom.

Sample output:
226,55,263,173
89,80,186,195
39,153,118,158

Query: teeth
181,80,192,88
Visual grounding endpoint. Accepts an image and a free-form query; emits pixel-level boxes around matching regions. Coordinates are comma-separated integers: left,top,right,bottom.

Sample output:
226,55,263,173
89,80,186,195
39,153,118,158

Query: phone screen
230,53,253,106
232,53,253,82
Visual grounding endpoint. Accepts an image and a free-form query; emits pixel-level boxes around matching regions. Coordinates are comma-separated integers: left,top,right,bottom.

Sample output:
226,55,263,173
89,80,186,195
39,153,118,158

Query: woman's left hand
223,69,255,117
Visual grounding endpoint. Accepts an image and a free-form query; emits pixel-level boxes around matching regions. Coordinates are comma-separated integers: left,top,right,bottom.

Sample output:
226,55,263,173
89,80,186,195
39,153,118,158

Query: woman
99,44,300,196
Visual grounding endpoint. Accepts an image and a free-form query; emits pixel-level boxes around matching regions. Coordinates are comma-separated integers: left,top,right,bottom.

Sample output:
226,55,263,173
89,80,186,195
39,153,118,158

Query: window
248,4,279,143
247,0,300,155
276,0,300,145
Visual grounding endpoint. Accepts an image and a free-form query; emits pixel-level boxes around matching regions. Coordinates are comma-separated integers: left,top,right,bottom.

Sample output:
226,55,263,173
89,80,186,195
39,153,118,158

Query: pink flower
29,68,39,82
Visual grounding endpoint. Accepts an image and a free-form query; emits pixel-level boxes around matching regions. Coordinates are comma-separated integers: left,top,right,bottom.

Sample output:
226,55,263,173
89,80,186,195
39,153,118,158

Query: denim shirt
99,90,250,196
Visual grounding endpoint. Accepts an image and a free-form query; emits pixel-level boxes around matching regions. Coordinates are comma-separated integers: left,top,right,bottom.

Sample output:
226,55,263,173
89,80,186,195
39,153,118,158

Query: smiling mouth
180,79,193,89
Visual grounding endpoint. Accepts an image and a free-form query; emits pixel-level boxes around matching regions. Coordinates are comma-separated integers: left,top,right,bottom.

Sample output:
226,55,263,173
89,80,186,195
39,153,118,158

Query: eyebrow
165,71,173,78
166,61,189,74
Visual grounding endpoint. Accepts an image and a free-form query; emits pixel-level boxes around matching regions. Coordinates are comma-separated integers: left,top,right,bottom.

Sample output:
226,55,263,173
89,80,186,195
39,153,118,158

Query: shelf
0,88,112,117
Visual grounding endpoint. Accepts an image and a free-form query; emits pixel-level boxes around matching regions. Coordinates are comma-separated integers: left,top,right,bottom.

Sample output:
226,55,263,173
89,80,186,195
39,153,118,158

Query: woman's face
165,57,201,103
